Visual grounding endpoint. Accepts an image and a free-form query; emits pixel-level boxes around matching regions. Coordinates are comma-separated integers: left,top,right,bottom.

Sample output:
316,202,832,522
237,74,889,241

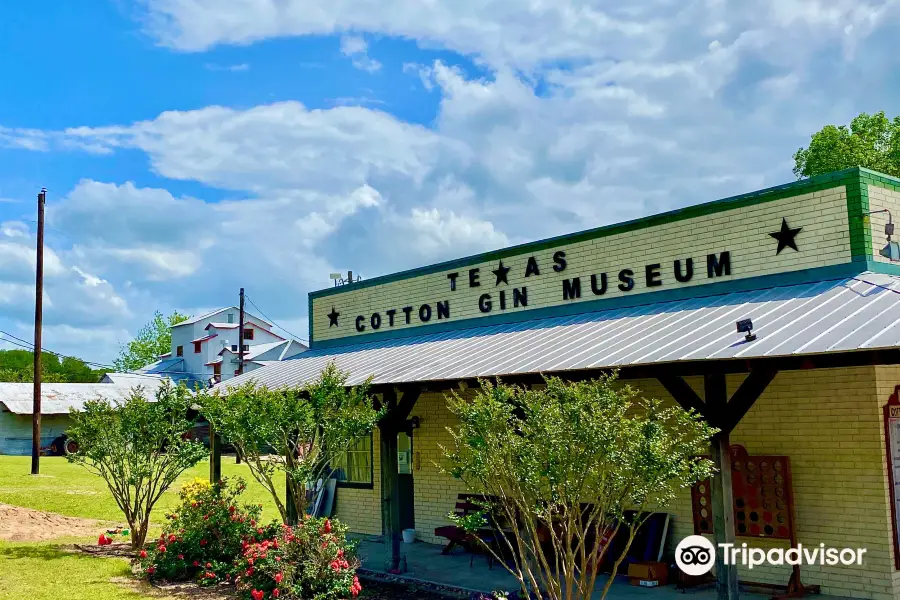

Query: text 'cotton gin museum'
226,168,900,600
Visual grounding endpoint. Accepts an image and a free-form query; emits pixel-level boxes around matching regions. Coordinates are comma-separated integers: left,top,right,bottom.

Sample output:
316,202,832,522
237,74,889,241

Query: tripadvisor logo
675,535,866,575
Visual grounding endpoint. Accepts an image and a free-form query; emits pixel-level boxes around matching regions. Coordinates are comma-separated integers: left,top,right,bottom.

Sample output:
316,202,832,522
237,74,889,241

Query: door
397,425,415,532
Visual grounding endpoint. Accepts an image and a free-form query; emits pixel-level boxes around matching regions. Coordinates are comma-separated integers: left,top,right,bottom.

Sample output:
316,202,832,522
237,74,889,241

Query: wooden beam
719,369,778,434
379,420,402,572
657,375,707,418
705,373,739,600
209,425,222,484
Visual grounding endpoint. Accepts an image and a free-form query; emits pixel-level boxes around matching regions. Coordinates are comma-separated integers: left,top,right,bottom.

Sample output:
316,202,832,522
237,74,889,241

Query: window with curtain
331,434,372,486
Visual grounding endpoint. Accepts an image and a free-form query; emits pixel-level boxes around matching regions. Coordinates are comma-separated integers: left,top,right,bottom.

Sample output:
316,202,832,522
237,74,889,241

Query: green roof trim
846,178,871,259
310,167,866,301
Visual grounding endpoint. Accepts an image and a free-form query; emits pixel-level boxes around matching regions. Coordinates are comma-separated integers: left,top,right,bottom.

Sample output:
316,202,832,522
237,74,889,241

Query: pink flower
274,573,283,583
275,556,281,562
273,590,280,599
147,566,156,575
205,562,212,569
322,519,332,534
157,545,166,553
200,539,208,547
168,534,176,543
139,550,147,558
247,567,254,576
229,506,236,513
178,554,184,560
193,560,200,567
251,590,264,600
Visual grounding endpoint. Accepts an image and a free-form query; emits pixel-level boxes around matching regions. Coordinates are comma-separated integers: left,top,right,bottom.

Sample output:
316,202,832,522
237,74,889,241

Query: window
242,344,249,352
231,344,238,352
244,328,254,340
176,345,183,357
228,313,234,323
331,434,373,487
213,363,221,376
194,341,202,353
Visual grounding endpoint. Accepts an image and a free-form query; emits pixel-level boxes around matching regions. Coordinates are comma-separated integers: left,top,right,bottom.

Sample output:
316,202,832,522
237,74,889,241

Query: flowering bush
180,477,212,502
139,477,279,584
235,516,361,600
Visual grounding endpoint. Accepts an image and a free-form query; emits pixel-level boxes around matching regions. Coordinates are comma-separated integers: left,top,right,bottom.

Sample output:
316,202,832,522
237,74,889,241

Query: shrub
198,363,383,523
66,381,208,548
235,516,361,600
139,477,279,584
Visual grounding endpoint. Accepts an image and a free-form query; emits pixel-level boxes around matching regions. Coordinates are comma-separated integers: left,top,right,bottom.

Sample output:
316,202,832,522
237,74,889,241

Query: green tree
443,374,716,600
793,111,900,178
66,381,207,548
0,350,103,382
114,310,190,371
198,362,383,523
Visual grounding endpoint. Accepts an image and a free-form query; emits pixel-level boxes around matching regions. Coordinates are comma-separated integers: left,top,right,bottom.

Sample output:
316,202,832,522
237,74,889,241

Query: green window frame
332,434,373,489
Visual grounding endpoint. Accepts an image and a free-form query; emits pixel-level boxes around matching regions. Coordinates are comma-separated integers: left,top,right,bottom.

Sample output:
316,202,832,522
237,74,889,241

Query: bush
139,477,279,584
235,516,361,600
67,381,208,548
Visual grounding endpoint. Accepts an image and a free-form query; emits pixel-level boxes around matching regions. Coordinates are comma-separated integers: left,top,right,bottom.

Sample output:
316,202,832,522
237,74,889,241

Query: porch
354,537,839,599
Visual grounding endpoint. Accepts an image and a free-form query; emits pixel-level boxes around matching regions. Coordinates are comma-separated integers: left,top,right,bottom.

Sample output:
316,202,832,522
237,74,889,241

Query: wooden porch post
379,420,401,571
377,386,421,572
209,425,222,484
705,373,739,600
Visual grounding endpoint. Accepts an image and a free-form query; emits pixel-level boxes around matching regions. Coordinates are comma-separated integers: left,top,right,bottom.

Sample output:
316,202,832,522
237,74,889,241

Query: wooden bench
434,494,503,568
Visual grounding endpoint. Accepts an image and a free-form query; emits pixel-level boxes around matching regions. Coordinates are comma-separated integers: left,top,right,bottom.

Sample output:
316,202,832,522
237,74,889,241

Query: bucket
402,529,417,544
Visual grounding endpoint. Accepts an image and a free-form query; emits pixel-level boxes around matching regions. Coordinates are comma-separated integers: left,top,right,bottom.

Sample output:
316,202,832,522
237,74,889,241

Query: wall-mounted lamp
868,209,900,261
736,318,756,342
410,416,421,429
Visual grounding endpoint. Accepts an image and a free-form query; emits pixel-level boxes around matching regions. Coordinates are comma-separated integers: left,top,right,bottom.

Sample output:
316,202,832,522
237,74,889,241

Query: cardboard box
627,561,668,586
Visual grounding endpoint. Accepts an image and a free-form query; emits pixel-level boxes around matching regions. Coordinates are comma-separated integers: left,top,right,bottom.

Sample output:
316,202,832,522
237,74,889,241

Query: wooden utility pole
237,288,245,376
31,189,46,475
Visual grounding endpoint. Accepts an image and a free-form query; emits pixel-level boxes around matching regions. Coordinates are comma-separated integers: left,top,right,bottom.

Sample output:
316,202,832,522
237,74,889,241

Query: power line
0,329,209,380
245,295,309,343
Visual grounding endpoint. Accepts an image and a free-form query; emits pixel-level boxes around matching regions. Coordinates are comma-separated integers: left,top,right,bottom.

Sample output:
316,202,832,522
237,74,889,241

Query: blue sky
0,0,898,364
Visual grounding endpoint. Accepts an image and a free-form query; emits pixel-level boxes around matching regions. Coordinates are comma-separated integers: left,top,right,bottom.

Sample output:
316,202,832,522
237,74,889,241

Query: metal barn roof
226,272,900,390
0,379,166,415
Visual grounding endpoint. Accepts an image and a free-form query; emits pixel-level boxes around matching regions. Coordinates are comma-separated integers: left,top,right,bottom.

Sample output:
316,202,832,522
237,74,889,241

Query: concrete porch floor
353,536,819,600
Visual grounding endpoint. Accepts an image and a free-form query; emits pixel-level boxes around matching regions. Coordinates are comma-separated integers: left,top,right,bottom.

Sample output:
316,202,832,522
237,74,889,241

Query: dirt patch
0,503,116,542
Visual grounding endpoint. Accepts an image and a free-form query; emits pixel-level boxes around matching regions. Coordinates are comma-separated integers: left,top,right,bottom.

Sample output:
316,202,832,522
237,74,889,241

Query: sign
884,387,900,569
311,184,852,343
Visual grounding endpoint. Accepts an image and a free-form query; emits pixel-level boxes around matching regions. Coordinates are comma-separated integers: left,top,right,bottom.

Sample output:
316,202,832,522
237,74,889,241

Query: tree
65,381,208,548
442,374,716,600
198,362,383,523
793,111,900,178
0,350,103,382
114,310,190,371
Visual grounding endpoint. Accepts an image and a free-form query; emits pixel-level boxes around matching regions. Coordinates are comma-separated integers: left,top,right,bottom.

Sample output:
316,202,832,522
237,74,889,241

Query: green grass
0,455,283,525
0,541,149,600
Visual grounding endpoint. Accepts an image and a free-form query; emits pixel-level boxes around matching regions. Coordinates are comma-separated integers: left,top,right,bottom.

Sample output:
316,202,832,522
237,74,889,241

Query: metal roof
225,272,900,390
0,380,166,415
175,307,273,328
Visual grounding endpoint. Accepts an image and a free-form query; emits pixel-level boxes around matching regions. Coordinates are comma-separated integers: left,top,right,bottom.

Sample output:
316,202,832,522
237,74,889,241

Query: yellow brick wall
332,369,900,599
333,427,383,536
869,184,900,264
313,186,851,342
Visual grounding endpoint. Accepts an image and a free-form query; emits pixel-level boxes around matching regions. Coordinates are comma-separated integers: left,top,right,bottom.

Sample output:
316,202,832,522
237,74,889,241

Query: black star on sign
327,306,340,327
492,260,511,285
769,218,802,255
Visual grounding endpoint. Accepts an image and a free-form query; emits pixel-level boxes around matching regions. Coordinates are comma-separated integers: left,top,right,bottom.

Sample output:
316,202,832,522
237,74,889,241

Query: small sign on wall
884,387,900,569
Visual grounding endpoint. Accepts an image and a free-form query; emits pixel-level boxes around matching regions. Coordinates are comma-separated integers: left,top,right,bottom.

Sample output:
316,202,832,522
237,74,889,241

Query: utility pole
31,189,46,475
237,288,245,376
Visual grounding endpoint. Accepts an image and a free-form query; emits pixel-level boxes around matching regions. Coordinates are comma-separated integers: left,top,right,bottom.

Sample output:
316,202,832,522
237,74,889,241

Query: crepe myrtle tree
198,362,383,523
66,381,207,549
442,373,716,600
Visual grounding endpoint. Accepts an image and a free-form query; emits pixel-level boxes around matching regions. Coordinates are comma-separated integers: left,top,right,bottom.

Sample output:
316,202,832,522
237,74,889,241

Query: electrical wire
245,295,309,343
0,329,209,380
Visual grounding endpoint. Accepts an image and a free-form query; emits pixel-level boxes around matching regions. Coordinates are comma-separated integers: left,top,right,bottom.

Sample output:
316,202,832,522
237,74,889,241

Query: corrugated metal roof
0,380,166,415
175,307,272,328
226,272,900,390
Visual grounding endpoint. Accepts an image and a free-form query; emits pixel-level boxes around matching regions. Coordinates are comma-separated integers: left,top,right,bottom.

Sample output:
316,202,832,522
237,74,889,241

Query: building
141,306,307,386
0,379,164,455
225,168,900,599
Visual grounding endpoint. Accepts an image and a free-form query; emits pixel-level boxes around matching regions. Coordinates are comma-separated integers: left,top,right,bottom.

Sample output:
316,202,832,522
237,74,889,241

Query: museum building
227,167,900,599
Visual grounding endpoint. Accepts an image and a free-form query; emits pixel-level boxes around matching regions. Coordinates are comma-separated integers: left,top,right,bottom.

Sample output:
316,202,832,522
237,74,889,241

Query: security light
867,209,899,262
736,318,756,342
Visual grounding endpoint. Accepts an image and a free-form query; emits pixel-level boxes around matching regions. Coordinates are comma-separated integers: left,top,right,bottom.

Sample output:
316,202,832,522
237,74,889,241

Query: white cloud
340,34,382,72
204,62,250,72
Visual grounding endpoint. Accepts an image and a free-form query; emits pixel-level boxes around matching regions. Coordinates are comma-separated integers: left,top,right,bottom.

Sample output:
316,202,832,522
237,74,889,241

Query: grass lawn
0,541,150,600
0,455,283,525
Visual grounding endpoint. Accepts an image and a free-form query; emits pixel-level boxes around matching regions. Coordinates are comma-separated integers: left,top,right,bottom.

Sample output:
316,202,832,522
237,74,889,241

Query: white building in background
139,306,307,386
